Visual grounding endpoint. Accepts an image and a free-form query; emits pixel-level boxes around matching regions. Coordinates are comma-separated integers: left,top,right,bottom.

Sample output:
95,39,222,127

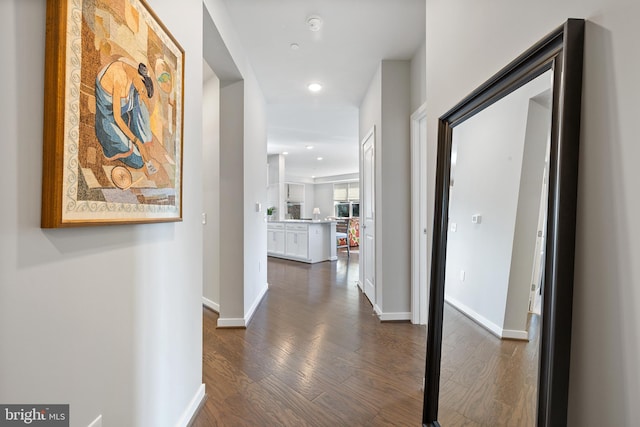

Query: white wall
427,1,640,424
218,81,245,322
360,61,412,317
0,0,203,426
203,66,220,310
204,0,268,325
503,95,551,334
411,41,427,113
267,154,285,220
303,184,316,218
242,73,268,314
380,61,412,315
314,183,336,219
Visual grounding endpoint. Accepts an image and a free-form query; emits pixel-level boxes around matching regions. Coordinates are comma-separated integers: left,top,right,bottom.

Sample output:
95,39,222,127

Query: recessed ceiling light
282,151,289,155
311,175,316,179
308,83,322,93
306,145,314,150
317,157,323,161
290,43,299,50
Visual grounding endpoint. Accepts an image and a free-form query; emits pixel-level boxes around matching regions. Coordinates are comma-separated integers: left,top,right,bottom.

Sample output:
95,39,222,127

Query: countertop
267,219,337,224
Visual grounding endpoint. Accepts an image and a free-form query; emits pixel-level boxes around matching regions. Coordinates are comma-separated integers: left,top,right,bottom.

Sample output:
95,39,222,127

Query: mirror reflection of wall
438,70,552,426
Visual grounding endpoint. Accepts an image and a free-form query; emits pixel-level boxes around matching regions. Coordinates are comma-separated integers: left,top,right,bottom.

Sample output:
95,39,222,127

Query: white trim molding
411,102,428,326
378,311,412,322
374,304,411,321
445,295,529,341
374,304,383,317
245,283,269,326
502,329,529,340
216,317,245,328
217,283,269,328
202,297,219,313
175,383,205,427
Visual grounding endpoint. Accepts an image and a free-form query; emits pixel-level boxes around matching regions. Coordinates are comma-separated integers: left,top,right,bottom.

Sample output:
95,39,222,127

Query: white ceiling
222,0,426,179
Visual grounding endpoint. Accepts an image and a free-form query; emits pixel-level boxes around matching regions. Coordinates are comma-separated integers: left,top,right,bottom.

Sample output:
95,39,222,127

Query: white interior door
411,104,428,325
362,128,375,305
529,158,549,314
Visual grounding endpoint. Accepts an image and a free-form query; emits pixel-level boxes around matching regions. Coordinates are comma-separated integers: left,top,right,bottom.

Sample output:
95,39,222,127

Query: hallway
193,253,427,426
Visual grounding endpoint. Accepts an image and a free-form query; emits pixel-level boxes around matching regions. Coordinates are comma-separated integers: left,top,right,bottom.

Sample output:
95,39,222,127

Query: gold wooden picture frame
42,0,185,227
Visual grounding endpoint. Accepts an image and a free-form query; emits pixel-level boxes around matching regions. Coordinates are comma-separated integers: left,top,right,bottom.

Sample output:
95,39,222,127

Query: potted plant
267,206,276,220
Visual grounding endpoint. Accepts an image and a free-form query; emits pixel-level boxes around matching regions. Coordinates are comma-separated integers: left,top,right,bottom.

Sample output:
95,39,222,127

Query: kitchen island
267,220,337,263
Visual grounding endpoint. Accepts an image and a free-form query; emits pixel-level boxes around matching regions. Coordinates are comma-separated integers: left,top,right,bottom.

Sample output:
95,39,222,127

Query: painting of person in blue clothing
95,57,159,176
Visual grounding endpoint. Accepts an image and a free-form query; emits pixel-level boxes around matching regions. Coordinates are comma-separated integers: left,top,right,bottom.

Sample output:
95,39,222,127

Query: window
335,203,350,217
333,182,360,218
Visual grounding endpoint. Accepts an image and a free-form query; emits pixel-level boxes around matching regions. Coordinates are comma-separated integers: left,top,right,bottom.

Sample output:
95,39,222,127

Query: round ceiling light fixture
306,15,323,32
308,82,322,93
290,43,300,50
306,145,314,150
317,157,323,161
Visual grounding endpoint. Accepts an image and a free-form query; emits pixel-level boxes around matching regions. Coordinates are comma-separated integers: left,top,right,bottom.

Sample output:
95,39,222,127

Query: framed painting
42,0,184,227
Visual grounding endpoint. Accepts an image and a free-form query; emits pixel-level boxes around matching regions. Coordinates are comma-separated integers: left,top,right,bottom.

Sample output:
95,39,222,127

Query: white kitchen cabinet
267,223,285,255
267,220,336,263
285,223,308,259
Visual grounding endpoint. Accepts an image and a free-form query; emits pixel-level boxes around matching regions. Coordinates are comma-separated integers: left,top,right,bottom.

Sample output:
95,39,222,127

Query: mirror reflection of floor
438,302,539,426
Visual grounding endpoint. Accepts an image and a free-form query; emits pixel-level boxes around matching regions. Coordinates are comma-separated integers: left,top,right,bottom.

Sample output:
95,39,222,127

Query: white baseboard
445,295,528,340
217,283,269,328
175,383,205,427
357,280,364,291
374,304,382,316
216,317,245,328
445,295,503,337
378,311,412,321
502,329,529,340
372,304,410,321
245,283,269,326
202,297,219,313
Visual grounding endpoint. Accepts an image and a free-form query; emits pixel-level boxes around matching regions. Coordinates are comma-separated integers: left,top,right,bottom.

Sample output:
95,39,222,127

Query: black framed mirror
422,19,584,426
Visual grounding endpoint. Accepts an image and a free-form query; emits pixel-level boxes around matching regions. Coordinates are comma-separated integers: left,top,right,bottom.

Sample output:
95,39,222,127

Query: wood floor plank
438,303,539,426
194,253,429,426
311,388,378,425
193,254,537,426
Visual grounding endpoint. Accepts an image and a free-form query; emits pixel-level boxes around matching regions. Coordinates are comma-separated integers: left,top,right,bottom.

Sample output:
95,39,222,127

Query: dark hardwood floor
192,252,539,426
192,251,428,426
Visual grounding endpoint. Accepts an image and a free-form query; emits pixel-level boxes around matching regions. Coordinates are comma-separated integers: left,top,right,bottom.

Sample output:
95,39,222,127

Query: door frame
359,126,376,306
411,103,428,325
